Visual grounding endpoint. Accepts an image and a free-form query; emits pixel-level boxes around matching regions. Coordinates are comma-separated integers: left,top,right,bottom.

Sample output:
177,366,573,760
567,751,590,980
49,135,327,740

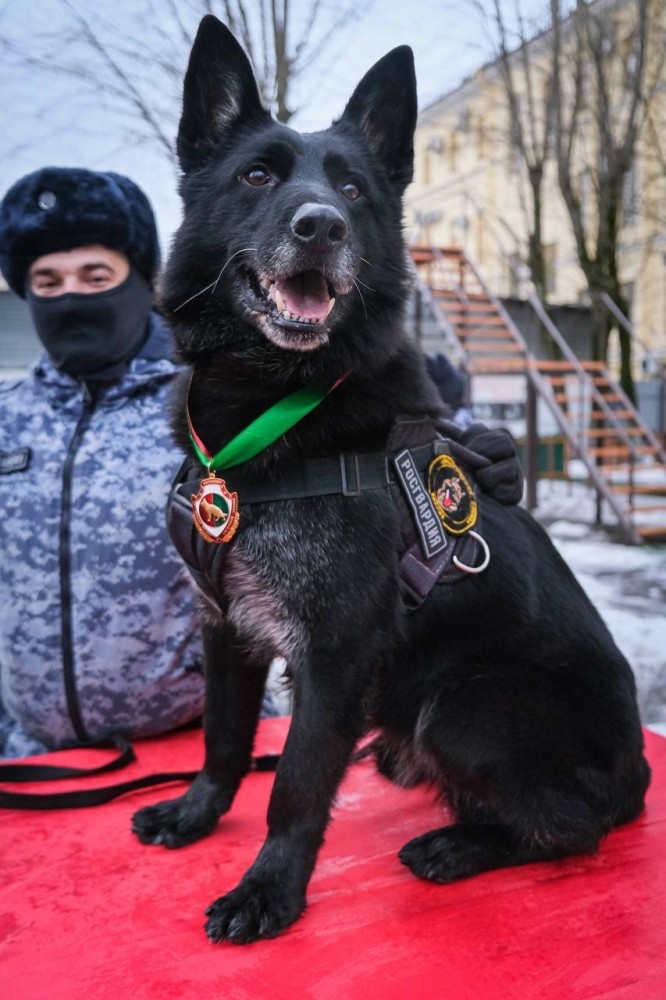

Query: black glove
438,419,524,506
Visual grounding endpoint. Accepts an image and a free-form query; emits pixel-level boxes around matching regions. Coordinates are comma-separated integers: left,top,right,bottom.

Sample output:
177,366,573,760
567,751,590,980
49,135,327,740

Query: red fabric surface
1,720,665,1000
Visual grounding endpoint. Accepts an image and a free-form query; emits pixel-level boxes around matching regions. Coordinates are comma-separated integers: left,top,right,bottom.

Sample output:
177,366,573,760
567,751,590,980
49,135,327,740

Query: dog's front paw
131,794,219,848
204,877,306,944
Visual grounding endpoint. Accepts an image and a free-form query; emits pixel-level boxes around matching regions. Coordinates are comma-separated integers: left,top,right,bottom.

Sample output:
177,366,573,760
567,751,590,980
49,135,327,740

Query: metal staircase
411,245,666,544
411,247,527,374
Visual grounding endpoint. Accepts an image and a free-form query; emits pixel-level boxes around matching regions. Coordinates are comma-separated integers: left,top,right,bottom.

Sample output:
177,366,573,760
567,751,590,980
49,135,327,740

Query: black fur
132,16,650,943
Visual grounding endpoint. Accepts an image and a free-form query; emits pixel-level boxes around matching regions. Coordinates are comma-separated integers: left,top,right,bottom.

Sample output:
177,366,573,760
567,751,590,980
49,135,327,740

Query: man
425,353,474,429
0,167,206,757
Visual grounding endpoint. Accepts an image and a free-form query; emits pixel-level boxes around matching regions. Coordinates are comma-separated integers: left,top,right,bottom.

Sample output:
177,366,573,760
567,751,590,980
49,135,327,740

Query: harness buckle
340,453,361,496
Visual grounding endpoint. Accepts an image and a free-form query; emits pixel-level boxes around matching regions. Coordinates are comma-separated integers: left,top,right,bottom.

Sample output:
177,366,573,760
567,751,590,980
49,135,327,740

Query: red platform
1,720,665,999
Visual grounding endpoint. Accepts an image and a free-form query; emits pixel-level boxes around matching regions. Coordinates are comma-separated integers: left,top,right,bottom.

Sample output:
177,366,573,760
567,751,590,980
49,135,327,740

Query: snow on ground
533,480,666,736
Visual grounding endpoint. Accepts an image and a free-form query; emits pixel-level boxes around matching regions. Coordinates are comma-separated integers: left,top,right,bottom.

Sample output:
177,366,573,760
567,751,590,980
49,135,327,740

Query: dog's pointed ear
177,15,271,173
337,46,417,190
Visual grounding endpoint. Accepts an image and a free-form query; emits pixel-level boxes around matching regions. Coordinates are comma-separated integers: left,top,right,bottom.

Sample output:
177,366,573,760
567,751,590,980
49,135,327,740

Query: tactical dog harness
168,417,490,614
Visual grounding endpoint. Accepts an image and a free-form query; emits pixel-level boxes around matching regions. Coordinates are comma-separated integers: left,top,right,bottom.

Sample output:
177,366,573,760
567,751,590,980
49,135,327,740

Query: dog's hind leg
394,668,649,885
398,765,622,884
400,822,521,882
132,620,269,848
399,808,603,885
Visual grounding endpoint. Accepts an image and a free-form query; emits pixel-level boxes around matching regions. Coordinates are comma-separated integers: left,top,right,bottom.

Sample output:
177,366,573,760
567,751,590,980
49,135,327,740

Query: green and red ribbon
187,373,347,475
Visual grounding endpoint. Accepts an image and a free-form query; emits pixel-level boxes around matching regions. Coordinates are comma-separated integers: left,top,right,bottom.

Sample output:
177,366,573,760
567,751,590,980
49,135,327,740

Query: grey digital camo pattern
0,315,206,757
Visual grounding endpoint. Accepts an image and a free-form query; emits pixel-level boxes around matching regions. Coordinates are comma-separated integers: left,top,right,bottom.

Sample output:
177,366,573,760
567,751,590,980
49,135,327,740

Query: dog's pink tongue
276,273,331,320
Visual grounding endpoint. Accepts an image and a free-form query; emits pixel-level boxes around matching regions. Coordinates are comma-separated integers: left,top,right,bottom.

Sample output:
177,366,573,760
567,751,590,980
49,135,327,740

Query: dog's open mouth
244,268,337,350
261,271,335,325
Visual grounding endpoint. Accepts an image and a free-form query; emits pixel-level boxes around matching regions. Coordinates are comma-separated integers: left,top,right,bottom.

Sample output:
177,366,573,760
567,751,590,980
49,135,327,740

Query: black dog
132,16,650,943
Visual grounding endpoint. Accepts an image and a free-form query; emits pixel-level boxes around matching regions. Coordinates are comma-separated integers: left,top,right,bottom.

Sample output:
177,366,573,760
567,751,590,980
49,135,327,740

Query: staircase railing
413,244,655,543
598,292,666,460
526,292,646,463
459,203,664,473
600,292,665,375
524,293,649,541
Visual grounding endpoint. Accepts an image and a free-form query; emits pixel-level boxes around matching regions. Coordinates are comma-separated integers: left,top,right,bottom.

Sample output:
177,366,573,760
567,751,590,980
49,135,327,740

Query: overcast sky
0,0,548,252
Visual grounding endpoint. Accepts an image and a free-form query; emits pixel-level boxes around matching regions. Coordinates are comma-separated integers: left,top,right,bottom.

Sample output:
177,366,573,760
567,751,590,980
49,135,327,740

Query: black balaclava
27,266,153,380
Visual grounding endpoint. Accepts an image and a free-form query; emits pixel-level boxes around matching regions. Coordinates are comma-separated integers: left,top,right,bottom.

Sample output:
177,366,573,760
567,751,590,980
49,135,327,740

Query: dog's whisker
212,247,257,293
174,278,221,312
352,279,368,319
174,248,257,310
359,257,374,268
355,278,376,292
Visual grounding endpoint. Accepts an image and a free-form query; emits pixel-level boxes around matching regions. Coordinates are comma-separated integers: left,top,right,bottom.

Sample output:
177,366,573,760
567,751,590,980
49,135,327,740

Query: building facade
408,0,666,379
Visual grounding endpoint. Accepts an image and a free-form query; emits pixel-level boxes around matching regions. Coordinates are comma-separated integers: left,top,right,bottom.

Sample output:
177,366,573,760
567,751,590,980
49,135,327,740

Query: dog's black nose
290,203,348,248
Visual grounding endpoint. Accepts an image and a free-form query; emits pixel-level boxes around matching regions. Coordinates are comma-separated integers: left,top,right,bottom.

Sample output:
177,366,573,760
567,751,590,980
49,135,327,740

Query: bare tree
471,0,557,302
550,0,665,401
0,0,373,168
471,0,664,399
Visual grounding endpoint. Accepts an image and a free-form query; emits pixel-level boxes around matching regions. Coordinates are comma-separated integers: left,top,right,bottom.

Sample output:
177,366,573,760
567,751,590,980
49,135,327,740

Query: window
620,282,634,321
449,133,458,172
508,253,523,297
456,106,470,133
580,170,593,230
476,117,485,159
622,161,638,226
543,243,557,297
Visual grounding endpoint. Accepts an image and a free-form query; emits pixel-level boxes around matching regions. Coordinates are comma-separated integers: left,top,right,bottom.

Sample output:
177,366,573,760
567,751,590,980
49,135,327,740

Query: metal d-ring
452,530,490,574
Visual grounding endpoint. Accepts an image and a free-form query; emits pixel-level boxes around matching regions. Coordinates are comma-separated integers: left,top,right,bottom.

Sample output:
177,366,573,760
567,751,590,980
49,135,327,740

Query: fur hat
0,167,161,297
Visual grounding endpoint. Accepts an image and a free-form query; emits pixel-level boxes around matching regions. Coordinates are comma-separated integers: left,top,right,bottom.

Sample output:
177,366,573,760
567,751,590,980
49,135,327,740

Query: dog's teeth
275,289,286,314
326,297,335,317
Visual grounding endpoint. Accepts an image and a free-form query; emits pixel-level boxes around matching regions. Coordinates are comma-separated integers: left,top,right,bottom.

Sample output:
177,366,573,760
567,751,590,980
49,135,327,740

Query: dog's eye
340,179,361,201
242,166,272,187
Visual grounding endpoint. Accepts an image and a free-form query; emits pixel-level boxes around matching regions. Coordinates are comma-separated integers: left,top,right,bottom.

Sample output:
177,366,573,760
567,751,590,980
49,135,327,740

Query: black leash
0,736,279,810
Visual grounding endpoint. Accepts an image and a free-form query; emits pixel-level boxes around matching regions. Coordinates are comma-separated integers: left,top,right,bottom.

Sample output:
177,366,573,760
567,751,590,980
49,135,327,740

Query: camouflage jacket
0,314,205,757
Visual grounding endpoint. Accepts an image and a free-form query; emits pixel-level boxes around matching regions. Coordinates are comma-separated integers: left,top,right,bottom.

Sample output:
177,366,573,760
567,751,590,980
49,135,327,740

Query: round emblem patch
427,454,477,535
191,476,240,544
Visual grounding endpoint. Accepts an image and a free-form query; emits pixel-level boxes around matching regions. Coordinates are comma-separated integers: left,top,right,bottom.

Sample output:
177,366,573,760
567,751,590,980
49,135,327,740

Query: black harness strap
386,420,487,609
168,418,486,618
174,450,391,507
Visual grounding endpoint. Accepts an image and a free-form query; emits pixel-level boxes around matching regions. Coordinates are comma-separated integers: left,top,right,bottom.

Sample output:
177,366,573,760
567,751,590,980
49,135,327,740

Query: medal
191,476,240,544
186,372,349,544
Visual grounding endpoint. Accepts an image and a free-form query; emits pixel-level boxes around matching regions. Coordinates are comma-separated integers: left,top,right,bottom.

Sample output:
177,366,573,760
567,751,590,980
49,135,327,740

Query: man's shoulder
0,377,39,455
0,374,33,407
0,374,26,392
140,311,178,363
